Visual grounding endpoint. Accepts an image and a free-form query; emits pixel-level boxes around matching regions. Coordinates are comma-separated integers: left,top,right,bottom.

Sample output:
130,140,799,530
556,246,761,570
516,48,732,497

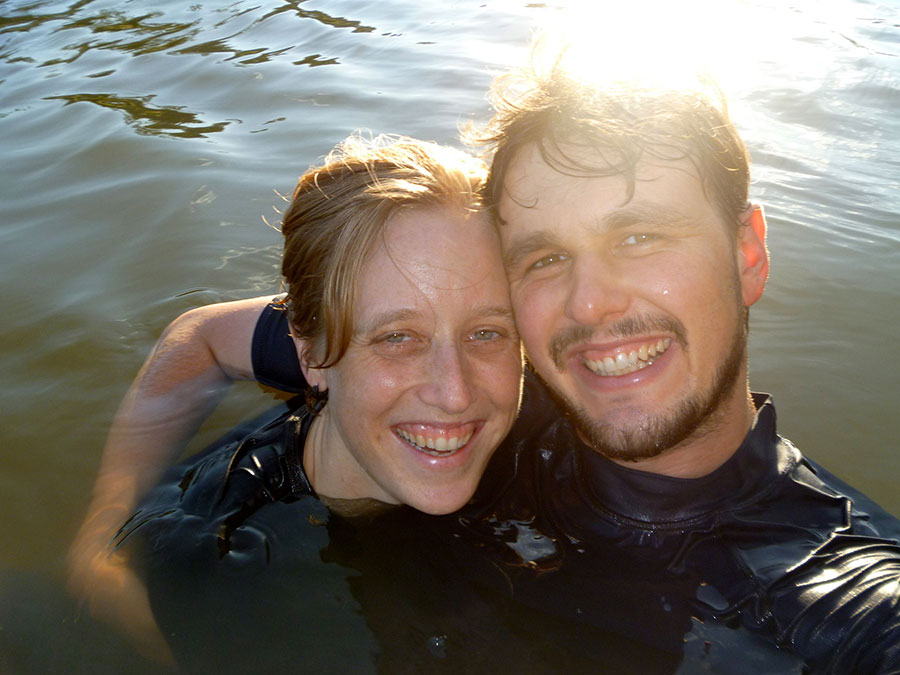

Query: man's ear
296,339,328,392
737,202,769,307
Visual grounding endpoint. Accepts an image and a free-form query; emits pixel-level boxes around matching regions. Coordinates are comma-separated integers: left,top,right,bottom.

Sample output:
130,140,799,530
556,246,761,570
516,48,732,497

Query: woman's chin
399,480,481,516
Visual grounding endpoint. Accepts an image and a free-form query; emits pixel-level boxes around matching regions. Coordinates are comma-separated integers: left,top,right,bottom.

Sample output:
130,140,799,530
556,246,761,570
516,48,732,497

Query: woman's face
304,207,522,514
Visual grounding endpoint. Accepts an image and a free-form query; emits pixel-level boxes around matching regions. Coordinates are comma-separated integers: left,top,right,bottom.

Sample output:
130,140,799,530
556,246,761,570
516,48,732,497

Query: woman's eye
621,233,655,246
472,329,501,341
530,252,569,270
383,332,411,344
370,330,425,356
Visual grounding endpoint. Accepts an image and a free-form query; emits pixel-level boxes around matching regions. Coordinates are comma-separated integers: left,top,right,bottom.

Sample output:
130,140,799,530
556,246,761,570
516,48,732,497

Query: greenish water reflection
0,0,897,671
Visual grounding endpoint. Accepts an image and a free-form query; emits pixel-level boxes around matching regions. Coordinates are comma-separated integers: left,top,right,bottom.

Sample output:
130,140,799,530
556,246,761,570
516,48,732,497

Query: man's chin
543,372,740,463
571,406,704,463
537,310,748,463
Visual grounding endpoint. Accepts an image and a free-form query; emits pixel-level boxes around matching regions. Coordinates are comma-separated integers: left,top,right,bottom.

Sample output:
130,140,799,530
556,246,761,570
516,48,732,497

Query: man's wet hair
473,43,751,230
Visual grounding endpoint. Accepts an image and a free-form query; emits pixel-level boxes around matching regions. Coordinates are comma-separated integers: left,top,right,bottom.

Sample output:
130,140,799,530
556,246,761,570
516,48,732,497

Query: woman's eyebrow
470,304,516,322
356,308,420,335
356,305,515,338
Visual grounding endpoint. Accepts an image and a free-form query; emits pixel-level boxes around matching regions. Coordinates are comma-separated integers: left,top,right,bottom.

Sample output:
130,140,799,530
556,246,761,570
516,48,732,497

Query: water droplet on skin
426,634,447,658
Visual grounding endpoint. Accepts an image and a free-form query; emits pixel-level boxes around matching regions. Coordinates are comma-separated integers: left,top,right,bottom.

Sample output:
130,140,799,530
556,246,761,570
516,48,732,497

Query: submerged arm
67,295,276,661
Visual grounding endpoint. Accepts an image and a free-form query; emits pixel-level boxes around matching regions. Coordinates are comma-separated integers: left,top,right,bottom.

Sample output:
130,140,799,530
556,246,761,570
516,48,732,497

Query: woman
275,135,522,515
73,135,523,667
139,134,526,521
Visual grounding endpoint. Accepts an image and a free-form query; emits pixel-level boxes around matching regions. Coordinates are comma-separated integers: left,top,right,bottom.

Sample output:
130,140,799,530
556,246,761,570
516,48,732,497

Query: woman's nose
418,343,473,414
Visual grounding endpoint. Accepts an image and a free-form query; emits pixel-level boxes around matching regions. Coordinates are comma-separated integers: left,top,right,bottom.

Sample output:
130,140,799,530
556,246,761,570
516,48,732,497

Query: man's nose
563,255,630,327
418,343,473,414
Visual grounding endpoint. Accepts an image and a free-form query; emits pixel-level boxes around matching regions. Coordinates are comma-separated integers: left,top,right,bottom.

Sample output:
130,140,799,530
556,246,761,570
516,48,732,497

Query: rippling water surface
1,0,898,670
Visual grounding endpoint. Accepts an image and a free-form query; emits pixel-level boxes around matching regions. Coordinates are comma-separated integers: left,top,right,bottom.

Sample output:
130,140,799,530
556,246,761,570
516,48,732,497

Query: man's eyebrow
602,205,697,231
502,231,562,271
502,206,699,270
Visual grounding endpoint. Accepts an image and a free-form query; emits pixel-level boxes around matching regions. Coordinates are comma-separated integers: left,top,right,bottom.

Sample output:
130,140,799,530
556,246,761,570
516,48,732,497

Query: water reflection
1,4,200,62
1,0,898,672
174,39,293,64
0,0,82,35
46,92,230,137
293,52,339,66
262,1,376,33
55,10,198,58
1,0,374,70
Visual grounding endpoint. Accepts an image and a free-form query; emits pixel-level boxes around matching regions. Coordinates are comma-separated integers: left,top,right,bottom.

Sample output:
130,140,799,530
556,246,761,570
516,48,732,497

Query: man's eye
530,253,569,270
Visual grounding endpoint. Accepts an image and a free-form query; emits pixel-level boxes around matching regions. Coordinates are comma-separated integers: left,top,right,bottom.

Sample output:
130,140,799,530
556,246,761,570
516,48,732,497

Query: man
486,82,763,480
440,60,900,671
70,58,900,671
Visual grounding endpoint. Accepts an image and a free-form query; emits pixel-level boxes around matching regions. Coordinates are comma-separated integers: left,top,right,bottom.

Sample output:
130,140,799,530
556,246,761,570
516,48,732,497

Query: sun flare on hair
542,0,759,96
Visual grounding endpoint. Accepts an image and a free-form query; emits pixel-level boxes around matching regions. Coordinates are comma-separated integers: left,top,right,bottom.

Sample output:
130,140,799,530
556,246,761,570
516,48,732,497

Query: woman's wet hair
280,134,488,368
471,42,751,230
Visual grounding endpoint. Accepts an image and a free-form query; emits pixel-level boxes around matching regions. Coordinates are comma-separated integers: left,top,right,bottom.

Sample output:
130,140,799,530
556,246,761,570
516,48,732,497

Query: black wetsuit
121,396,682,673
115,402,374,673
240,302,900,673
120,401,484,673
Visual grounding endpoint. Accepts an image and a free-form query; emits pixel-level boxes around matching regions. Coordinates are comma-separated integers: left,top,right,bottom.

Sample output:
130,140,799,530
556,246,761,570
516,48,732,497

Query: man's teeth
396,429,474,454
584,338,672,376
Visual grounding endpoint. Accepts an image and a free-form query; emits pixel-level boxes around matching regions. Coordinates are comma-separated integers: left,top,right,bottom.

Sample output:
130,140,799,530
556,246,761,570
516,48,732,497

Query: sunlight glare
540,0,770,98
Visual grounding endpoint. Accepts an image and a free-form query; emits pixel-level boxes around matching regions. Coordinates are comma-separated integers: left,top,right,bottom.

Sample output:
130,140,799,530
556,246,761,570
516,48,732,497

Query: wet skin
301,207,523,514
498,143,768,477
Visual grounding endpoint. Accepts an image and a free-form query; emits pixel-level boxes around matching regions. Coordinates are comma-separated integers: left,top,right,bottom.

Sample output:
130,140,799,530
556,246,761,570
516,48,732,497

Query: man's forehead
497,143,596,227
496,143,717,242
501,142,590,193
506,138,703,181
500,142,705,208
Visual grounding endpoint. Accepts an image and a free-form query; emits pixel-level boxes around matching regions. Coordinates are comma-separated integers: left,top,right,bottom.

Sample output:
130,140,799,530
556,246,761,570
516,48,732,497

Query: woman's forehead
379,209,503,282
353,209,510,327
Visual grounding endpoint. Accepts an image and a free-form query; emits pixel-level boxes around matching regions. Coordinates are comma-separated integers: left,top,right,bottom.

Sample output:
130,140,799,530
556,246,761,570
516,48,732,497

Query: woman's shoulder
117,401,313,552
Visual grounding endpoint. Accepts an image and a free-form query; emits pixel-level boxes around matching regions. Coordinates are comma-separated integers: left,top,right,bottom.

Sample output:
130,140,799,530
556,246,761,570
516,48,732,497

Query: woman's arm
67,295,275,661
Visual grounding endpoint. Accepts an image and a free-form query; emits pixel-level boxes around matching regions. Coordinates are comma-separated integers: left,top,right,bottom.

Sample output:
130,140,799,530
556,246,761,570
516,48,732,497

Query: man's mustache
549,316,688,371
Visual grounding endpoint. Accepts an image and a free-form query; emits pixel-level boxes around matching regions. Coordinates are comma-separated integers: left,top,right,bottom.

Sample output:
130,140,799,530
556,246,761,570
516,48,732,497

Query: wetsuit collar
575,393,784,525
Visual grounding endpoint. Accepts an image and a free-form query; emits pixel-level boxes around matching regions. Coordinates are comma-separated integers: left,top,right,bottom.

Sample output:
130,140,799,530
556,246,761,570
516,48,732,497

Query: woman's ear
296,339,328,392
737,202,769,307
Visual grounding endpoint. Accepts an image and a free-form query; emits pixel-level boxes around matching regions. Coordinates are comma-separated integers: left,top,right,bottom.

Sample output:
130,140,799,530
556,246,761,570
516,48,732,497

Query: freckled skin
301,207,523,514
499,143,767,477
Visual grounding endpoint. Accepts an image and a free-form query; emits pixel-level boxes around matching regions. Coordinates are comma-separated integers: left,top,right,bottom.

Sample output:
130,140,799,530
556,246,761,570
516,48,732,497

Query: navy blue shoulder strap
251,302,306,393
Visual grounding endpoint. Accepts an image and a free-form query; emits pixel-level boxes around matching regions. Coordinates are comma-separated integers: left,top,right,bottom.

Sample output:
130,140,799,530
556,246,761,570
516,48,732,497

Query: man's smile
582,338,672,377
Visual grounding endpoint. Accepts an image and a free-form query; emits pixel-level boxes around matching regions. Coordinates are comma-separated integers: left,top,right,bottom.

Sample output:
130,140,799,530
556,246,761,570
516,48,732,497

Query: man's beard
540,308,749,463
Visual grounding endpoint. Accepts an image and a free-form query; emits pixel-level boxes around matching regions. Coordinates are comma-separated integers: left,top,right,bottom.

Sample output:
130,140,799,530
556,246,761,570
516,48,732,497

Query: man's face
498,143,766,468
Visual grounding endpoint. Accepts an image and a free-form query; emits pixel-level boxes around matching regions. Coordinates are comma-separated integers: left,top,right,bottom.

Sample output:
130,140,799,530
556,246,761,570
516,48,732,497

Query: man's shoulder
759,446,900,672
790,448,900,539
752,393,900,537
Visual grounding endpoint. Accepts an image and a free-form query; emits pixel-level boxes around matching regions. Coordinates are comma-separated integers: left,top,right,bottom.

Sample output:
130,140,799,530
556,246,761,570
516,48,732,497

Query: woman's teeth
584,338,672,377
396,429,474,455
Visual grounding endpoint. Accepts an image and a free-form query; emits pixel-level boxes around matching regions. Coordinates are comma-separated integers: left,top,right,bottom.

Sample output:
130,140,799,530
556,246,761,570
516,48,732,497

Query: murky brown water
1,0,897,671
